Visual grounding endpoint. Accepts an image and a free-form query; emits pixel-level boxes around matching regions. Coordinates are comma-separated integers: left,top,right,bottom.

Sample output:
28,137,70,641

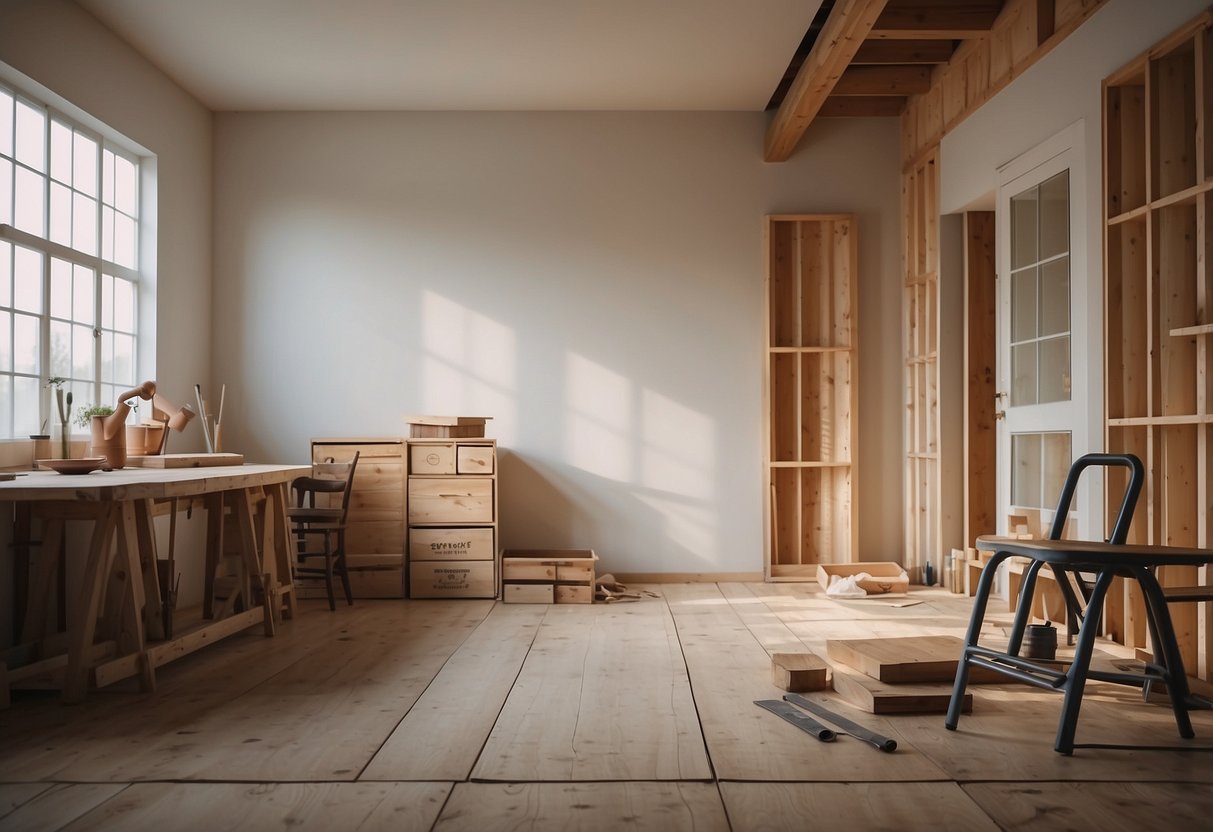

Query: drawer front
456,445,495,474
501,562,556,581
313,442,404,462
345,521,405,556
503,583,554,604
410,443,456,475
408,478,494,523
409,527,494,561
410,561,495,598
556,584,593,604
556,563,594,583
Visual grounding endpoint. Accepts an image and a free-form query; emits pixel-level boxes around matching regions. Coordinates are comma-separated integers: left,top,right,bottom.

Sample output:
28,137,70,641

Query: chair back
1047,453,1144,544
292,452,360,522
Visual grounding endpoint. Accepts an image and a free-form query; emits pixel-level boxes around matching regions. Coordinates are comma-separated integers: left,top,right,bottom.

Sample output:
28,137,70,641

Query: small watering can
89,380,156,469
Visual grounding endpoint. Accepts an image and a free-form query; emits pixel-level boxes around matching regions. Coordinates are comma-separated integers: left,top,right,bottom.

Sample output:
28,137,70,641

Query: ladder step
1161,585,1213,603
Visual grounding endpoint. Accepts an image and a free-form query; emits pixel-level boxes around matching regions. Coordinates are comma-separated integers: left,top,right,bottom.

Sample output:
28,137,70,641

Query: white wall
0,0,213,645
213,112,904,575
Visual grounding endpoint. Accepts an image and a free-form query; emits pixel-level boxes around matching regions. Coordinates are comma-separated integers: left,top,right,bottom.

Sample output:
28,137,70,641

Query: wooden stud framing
964,212,998,550
902,150,940,579
901,0,1111,167
1103,10,1213,680
764,215,859,580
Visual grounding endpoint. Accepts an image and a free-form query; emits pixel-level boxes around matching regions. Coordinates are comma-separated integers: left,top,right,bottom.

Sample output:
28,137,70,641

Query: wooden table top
0,462,310,502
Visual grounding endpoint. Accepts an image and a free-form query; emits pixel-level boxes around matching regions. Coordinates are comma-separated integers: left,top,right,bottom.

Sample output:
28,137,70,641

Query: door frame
994,121,1099,540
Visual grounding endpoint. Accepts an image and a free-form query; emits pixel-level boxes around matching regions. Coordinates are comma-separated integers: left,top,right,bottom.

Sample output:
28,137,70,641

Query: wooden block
504,583,555,604
831,662,972,714
127,453,244,468
771,652,829,692
404,415,490,427
827,636,1003,684
555,584,593,604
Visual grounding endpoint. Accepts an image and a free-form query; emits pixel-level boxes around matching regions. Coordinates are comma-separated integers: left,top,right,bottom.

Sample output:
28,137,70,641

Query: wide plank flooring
1,585,1212,830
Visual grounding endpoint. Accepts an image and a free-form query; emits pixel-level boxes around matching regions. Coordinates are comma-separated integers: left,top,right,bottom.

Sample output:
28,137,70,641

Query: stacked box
501,549,597,604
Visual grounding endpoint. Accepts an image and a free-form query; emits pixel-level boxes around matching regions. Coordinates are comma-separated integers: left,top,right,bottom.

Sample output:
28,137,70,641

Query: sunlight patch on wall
421,290,516,440
640,388,714,500
635,492,719,562
564,351,632,482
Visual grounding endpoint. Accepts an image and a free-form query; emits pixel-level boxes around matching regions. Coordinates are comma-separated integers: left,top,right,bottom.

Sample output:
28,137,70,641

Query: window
0,82,141,438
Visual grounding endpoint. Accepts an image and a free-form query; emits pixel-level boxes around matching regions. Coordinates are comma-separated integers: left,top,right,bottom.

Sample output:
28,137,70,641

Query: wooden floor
2,583,1212,830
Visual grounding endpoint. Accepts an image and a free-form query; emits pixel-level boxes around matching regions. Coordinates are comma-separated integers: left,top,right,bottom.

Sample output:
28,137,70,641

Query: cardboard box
815,562,909,596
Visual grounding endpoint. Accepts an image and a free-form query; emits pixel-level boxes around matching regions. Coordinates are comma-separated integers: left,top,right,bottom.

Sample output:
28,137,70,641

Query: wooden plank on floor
58,782,451,831
963,782,1213,831
720,782,1001,832
831,662,972,714
0,600,392,780
361,603,547,781
893,686,1213,781
0,783,127,832
0,601,493,782
433,782,728,831
471,599,711,781
0,784,51,820
827,635,1004,684
664,582,949,781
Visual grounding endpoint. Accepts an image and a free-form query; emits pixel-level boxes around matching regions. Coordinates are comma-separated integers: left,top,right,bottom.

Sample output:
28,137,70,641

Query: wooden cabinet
406,438,498,598
309,438,406,598
764,214,858,580
1102,11,1213,675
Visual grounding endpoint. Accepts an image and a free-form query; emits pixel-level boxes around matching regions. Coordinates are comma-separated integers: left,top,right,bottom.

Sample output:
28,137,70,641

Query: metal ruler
754,700,836,742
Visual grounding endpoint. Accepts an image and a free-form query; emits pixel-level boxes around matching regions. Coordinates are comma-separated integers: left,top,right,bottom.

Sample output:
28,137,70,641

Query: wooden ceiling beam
851,39,956,64
869,0,1003,38
819,95,906,117
764,0,890,162
833,66,932,95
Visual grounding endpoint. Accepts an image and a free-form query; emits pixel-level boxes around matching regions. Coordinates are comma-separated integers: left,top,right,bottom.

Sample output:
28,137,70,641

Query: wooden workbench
1,463,309,703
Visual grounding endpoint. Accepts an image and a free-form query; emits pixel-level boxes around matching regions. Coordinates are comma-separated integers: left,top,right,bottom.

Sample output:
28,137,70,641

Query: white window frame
0,79,144,439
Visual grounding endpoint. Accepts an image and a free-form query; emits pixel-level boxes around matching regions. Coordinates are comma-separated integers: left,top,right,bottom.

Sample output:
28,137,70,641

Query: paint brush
195,383,213,452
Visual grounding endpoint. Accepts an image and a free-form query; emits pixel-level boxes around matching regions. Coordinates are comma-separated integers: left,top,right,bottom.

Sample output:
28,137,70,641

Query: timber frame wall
897,2,1213,679
899,0,1109,575
1103,11,1213,679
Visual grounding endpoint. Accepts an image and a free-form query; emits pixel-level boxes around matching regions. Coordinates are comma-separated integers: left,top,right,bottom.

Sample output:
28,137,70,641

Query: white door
996,123,1095,540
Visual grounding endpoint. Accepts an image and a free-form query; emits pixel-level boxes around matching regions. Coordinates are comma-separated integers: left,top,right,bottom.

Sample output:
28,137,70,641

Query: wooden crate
816,562,909,596
502,549,597,604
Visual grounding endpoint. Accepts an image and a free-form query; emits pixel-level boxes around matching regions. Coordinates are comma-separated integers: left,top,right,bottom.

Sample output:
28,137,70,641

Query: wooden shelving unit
903,150,941,581
764,214,858,580
1103,11,1213,678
